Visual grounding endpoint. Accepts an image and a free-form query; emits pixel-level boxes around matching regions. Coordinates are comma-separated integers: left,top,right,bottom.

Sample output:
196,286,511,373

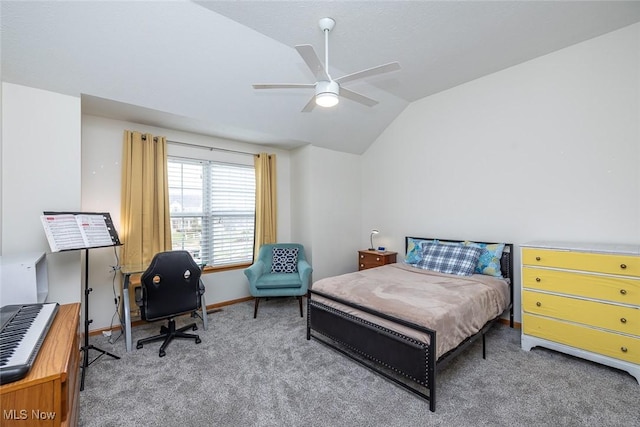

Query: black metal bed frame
306,237,514,412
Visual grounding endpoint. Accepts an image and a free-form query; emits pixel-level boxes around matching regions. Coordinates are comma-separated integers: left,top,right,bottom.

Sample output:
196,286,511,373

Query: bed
306,237,514,412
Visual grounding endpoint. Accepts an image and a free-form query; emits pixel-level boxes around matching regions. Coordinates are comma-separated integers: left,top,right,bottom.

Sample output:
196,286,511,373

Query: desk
0,303,80,427
121,264,208,352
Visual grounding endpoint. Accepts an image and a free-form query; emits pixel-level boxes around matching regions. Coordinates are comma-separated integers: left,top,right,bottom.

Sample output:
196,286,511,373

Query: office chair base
136,318,200,357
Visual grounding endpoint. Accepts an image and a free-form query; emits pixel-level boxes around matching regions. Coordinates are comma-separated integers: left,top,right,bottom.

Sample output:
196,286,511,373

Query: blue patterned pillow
405,238,434,264
415,243,482,276
271,247,299,273
463,241,505,278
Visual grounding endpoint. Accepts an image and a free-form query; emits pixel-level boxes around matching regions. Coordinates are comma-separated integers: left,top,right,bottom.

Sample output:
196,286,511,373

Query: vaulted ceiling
2,1,640,154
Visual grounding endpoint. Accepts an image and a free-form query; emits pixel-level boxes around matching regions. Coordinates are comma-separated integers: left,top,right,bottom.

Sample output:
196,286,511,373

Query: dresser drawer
522,290,639,335
523,313,640,364
358,251,397,271
522,267,640,305
522,248,640,277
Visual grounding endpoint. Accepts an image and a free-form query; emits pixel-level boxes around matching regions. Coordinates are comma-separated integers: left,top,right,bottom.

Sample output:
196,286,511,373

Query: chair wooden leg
298,296,303,317
253,297,259,318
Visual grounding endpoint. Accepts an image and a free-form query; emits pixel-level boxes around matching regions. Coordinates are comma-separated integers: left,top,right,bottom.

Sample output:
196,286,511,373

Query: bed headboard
404,237,514,283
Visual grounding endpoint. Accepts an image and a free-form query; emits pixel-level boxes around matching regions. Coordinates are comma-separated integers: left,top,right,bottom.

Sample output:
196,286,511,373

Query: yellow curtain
120,130,172,267
254,153,277,258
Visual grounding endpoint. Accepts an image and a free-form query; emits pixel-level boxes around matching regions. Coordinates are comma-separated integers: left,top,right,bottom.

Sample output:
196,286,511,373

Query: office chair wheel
136,343,143,349
192,325,198,331
196,337,201,344
159,349,166,357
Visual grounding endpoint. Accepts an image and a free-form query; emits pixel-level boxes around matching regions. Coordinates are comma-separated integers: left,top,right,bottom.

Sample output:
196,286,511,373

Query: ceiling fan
252,17,401,112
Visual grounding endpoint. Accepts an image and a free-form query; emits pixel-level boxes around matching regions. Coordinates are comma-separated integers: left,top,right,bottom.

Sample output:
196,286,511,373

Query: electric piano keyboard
0,303,59,384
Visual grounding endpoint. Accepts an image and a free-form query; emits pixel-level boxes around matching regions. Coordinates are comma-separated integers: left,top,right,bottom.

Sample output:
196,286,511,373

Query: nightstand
358,250,397,271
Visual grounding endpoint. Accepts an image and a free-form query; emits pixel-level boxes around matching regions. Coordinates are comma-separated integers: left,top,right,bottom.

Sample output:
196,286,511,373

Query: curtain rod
167,139,256,157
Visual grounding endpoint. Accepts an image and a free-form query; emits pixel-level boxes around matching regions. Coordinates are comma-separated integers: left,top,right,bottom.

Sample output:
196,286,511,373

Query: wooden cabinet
0,303,81,426
520,241,640,383
358,250,397,271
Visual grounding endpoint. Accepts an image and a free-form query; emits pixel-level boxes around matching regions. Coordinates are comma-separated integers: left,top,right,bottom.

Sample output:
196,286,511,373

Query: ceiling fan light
316,92,339,108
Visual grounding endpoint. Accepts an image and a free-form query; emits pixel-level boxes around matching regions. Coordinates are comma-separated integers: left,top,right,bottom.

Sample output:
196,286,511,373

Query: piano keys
0,303,59,384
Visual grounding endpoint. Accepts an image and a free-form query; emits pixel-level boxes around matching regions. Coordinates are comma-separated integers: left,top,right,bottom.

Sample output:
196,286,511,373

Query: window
168,157,255,267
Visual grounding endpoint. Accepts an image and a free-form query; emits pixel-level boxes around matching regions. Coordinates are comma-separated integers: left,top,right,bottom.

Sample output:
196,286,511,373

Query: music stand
41,211,122,391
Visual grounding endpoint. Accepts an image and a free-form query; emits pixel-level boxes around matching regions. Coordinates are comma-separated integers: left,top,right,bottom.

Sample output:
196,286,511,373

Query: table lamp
369,229,379,250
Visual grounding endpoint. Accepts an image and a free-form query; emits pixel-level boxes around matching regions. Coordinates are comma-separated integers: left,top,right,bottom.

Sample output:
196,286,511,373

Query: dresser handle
536,302,541,307
376,257,380,261
360,264,364,268
360,255,364,259
620,318,627,324
620,264,627,269
535,277,541,282
535,256,541,261
620,289,627,295
621,346,628,353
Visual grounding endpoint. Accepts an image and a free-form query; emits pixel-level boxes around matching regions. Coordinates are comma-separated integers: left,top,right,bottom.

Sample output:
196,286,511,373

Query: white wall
1,83,82,305
0,80,3,249
290,146,313,259
5,22,638,332
362,23,640,323
309,146,361,279
291,145,361,280
81,114,293,330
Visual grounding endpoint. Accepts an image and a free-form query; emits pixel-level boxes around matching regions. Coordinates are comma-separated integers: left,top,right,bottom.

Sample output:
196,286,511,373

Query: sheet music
76,214,115,248
41,214,86,252
40,212,120,252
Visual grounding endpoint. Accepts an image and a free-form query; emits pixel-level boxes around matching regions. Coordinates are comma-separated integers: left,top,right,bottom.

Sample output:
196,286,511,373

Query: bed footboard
307,292,437,412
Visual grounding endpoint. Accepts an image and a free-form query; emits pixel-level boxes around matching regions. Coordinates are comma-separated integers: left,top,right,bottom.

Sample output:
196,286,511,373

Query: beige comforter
310,262,510,359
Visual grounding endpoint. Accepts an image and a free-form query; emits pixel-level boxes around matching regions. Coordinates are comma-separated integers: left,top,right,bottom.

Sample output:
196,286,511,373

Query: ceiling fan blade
334,62,401,85
253,83,315,89
340,88,378,107
301,95,316,113
295,44,330,81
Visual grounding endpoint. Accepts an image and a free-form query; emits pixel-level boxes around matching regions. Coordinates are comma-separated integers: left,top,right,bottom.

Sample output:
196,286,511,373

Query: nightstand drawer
523,313,640,364
358,250,397,271
522,290,639,335
522,267,640,305
522,248,640,277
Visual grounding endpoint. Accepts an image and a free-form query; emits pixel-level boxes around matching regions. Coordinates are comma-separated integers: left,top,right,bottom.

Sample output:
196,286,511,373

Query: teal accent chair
244,243,312,318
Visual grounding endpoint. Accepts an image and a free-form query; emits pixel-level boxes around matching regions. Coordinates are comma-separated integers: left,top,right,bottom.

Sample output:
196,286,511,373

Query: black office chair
135,250,204,357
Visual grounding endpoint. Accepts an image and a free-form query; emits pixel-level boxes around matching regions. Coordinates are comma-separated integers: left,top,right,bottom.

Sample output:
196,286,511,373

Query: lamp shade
316,92,339,107
315,80,340,108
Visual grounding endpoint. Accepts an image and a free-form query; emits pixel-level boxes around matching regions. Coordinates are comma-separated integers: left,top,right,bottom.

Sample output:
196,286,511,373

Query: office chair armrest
244,259,266,283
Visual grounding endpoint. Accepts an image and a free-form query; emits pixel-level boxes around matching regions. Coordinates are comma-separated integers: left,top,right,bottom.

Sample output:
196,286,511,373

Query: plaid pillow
415,243,482,276
271,247,299,273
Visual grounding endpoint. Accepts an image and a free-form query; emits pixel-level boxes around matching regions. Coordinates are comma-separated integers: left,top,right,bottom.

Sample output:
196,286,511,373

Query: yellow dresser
521,241,640,384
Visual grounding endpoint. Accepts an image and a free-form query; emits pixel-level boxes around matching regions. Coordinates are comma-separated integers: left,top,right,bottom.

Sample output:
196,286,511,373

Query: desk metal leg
200,293,208,331
123,274,132,352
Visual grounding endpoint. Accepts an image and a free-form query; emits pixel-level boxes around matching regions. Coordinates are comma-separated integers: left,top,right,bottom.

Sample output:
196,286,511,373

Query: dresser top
359,249,397,256
521,240,640,255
